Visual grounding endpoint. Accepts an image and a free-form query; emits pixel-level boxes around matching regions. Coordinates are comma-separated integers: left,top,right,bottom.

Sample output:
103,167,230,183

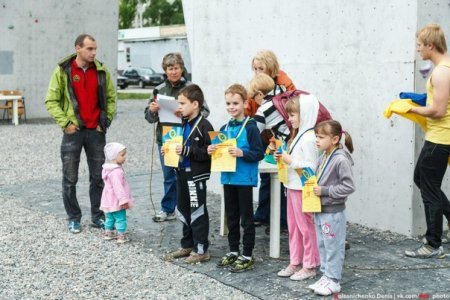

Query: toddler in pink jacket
101,142,134,243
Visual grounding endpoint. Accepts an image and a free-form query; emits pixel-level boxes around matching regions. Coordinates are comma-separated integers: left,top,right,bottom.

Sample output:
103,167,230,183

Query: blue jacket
220,118,264,186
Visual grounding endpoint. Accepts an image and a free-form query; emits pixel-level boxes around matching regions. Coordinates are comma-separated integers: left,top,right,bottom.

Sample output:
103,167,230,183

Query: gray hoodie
317,147,355,213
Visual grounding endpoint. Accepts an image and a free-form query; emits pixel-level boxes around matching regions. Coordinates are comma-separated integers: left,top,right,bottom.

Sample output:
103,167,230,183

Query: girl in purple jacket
308,120,355,296
101,142,134,243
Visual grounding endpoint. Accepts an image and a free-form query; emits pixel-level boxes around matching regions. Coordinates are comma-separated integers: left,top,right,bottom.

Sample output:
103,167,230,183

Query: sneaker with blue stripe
68,220,81,234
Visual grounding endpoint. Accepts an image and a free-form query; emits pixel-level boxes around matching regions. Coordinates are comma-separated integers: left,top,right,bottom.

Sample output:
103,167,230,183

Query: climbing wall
183,0,450,236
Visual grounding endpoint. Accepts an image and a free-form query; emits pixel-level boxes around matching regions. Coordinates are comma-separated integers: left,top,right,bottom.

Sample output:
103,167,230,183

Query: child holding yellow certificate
208,84,264,272
163,84,214,264
307,120,355,296
273,94,320,281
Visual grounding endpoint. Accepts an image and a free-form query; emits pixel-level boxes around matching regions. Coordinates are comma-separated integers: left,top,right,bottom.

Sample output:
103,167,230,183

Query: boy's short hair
416,23,447,54
162,52,185,71
178,84,204,107
248,73,275,97
225,84,247,102
251,50,280,78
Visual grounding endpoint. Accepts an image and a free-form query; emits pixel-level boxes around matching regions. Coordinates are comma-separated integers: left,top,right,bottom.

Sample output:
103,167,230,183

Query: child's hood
334,148,354,166
102,163,122,180
298,94,319,135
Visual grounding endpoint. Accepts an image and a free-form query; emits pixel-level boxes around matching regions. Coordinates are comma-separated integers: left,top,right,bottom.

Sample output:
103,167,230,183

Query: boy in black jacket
163,84,214,264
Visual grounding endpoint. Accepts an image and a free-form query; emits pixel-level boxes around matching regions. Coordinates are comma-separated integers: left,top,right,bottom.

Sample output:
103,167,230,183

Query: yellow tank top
425,60,450,144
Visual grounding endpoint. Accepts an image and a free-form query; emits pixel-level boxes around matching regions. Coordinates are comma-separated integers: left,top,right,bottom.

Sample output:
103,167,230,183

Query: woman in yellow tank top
405,24,450,259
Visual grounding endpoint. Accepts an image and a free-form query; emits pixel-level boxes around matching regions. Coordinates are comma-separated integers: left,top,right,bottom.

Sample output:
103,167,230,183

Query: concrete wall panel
0,0,118,118
182,0,450,236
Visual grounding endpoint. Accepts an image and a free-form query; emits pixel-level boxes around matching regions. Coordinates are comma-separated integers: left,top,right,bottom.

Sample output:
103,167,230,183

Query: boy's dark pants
224,185,255,257
176,169,209,253
414,141,450,248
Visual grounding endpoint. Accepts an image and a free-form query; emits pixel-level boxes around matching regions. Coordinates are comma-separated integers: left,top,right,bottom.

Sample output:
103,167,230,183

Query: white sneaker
153,211,176,222
314,277,341,296
306,276,327,291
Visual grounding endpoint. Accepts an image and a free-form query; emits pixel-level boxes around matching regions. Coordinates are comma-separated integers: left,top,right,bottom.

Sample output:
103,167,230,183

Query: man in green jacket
45,33,116,234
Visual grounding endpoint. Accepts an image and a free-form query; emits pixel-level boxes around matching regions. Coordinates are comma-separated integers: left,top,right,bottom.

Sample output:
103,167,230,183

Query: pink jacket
100,163,134,212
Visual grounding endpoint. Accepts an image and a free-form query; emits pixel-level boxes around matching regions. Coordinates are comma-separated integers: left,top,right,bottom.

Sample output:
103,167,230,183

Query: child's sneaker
277,264,301,277
314,277,341,296
103,230,116,241
405,243,446,258
185,251,210,264
307,276,328,291
152,211,176,222
116,233,130,244
290,267,316,281
229,256,255,273
216,252,239,268
164,247,194,261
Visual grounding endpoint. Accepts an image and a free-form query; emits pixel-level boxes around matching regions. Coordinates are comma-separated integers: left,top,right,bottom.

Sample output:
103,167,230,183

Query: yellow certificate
209,132,237,172
277,160,288,184
163,136,182,167
275,139,287,183
302,176,322,213
162,126,182,167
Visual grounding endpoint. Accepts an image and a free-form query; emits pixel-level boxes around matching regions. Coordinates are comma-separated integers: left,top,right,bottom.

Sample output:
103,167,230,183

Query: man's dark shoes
91,218,105,229
68,220,81,234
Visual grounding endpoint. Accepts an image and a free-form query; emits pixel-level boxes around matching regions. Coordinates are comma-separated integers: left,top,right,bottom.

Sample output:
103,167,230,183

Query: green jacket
45,54,116,130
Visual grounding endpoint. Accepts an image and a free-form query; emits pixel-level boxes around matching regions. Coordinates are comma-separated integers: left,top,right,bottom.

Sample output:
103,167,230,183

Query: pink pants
287,188,320,268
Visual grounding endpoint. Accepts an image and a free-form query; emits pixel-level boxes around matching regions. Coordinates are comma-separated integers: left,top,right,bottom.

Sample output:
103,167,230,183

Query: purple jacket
316,148,355,213
100,163,134,212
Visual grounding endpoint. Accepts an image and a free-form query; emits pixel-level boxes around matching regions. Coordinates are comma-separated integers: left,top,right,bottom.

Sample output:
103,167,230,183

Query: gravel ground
0,100,256,300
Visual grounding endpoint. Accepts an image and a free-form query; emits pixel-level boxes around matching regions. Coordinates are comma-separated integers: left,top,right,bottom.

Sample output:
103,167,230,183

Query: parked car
117,75,128,89
121,67,165,88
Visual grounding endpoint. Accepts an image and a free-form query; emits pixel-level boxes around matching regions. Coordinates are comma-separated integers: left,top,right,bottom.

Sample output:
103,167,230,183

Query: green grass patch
117,92,150,100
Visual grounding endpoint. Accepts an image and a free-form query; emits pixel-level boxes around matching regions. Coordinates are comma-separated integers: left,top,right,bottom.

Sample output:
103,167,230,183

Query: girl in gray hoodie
308,120,355,296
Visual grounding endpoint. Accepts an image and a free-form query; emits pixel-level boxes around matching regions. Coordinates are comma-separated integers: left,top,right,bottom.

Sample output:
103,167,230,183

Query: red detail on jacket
71,59,99,128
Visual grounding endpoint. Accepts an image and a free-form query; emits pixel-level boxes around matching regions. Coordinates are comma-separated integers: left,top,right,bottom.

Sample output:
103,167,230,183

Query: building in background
0,0,118,119
118,24,191,75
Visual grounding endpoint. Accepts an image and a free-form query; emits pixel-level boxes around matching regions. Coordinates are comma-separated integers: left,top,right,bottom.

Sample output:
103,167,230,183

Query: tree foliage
143,0,185,26
119,0,185,29
119,0,139,29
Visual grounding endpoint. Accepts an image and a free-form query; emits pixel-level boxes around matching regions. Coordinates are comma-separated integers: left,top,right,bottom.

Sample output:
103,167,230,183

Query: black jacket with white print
180,115,213,182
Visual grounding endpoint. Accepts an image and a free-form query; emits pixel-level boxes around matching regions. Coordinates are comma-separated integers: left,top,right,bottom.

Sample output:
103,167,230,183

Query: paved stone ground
3,171,450,299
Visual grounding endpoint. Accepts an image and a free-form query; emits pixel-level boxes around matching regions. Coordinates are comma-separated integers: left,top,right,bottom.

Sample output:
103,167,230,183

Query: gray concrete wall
0,0,119,118
183,0,450,236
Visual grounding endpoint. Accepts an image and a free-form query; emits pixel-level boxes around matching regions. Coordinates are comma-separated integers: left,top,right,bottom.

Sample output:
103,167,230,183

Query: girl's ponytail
343,131,354,153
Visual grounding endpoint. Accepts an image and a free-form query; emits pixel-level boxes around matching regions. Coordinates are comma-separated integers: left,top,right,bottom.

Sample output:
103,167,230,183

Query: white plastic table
0,94,23,126
258,160,281,258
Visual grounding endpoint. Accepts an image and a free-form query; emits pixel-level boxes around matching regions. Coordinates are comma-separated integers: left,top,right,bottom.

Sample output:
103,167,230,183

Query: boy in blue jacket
208,84,264,272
